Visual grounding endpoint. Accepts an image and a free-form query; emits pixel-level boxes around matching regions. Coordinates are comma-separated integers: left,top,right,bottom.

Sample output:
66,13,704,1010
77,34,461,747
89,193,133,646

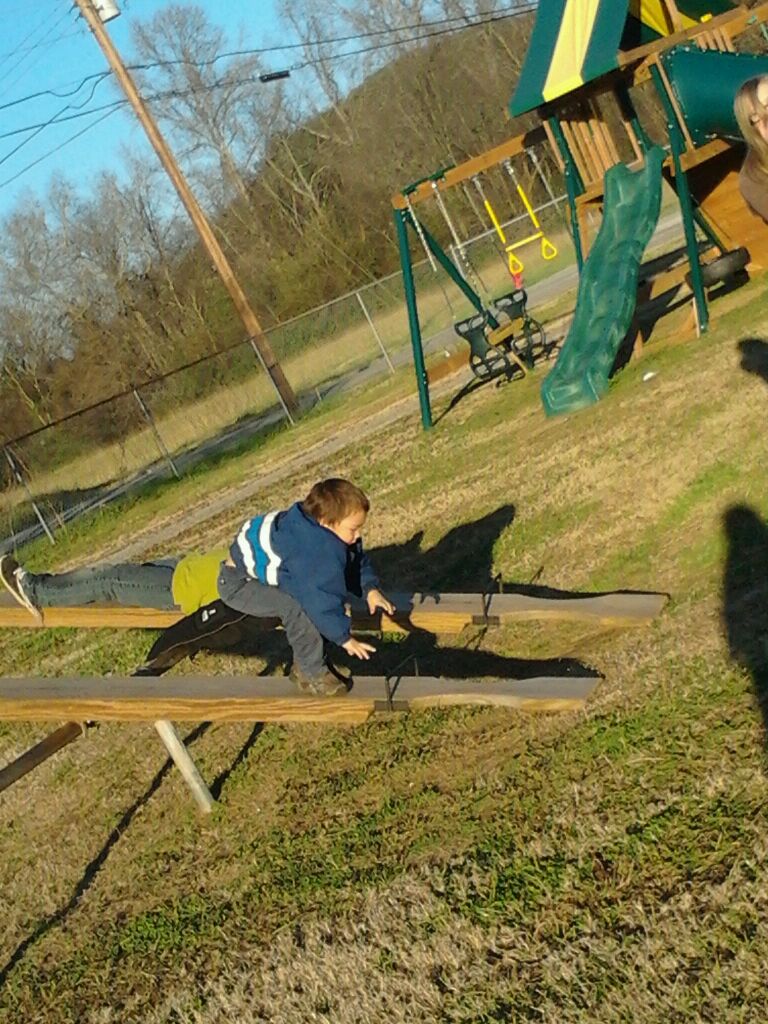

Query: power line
0,74,105,171
0,107,119,190
0,2,536,116
0,28,83,105
0,7,537,146
0,71,110,116
0,7,75,92
127,2,537,73
0,26,83,67
282,3,538,75
0,5,538,188
0,5,54,78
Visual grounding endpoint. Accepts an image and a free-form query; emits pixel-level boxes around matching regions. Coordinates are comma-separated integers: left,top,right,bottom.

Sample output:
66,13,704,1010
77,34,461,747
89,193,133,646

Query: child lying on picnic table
0,549,225,622
1,479,394,695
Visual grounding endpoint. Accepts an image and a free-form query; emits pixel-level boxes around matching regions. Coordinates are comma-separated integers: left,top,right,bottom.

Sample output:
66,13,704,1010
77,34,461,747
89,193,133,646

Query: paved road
1,211,686,555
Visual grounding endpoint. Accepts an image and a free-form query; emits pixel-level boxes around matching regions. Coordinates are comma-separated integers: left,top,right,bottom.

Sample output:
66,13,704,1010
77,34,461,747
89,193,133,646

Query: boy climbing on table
219,477,394,696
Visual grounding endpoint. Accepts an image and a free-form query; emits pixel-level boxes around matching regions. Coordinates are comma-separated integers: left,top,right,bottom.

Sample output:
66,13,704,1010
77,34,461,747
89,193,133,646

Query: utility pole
73,0,299,421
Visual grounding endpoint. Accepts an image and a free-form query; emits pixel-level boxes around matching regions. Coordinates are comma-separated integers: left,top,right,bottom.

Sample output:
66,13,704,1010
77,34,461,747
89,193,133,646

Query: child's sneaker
0,555,42,622
289,665,349,696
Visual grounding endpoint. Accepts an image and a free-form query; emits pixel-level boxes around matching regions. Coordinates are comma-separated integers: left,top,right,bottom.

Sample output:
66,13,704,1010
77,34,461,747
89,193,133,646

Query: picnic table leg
154,720,214,814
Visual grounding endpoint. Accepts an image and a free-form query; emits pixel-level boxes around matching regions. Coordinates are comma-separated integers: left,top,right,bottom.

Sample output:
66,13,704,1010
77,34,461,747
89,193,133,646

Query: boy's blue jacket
229,502,380,645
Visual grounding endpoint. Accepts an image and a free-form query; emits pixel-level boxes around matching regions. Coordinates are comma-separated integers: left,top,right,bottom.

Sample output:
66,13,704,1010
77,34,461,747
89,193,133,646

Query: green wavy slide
541,145,664,417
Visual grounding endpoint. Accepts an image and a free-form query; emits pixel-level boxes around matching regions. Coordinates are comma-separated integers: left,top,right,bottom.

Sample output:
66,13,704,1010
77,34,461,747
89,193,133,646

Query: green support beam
394,208,433,430
418,220,498,328
650,63,708,334
547,115,585,272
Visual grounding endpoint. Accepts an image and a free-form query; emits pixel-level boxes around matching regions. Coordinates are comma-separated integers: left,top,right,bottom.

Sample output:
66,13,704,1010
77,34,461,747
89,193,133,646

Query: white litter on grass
642,371,657,383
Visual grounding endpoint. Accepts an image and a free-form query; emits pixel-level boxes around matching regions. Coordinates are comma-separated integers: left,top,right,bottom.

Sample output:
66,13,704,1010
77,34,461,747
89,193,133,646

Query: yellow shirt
171,548,228,614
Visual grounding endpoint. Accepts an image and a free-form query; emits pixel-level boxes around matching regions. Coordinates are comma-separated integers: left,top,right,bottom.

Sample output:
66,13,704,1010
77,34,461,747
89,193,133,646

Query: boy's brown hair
303,478,370,524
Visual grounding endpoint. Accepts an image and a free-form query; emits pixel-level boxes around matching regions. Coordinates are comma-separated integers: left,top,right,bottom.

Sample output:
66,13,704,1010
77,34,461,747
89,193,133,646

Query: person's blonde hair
302,478,370,524
734,76,768,173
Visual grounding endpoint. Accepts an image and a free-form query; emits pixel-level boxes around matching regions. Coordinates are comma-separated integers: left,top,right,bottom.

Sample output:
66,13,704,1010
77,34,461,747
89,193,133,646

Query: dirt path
102,366,480,563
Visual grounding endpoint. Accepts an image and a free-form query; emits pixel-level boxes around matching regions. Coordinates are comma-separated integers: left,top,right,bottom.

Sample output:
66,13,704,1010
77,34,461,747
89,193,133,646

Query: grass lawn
1,273,768,1022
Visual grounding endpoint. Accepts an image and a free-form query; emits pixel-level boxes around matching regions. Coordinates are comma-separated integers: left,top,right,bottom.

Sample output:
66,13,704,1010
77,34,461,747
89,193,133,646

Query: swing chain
431,180,486,297
405,193,438,272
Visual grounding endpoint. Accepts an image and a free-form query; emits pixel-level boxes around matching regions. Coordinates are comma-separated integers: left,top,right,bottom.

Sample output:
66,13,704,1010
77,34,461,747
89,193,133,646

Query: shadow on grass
723,504,768,746
0,723,215,988
371,505,516,592
433,376,489,425
0,668,279,985
368,630,599,682
360,503,600,681
738,337,768,386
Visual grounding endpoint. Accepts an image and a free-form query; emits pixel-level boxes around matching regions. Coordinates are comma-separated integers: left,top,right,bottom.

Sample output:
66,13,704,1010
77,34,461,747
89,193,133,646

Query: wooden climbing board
0,673,599,725
0,589,668,633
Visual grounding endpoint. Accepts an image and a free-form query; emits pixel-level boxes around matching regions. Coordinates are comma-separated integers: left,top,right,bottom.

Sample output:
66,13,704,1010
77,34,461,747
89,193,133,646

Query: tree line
1,1,553,450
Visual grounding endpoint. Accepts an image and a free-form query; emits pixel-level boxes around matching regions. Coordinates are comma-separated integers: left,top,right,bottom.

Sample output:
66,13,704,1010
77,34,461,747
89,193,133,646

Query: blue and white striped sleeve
230,512,283,583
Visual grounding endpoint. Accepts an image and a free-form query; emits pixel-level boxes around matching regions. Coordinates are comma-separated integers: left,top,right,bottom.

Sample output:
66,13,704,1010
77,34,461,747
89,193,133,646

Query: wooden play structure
0,587,667,811
394,0,768,424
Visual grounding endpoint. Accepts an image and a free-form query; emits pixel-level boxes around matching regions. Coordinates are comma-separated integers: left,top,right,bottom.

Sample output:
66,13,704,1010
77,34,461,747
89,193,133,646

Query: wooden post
0,722,84,794
542,120,565,174
662,0,685,32
653,56,695,151
72,0,299,420
154,720,214,814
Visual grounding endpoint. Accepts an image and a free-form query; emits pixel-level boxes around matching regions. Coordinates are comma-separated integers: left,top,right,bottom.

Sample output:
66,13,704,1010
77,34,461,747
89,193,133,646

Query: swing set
393,130,557,426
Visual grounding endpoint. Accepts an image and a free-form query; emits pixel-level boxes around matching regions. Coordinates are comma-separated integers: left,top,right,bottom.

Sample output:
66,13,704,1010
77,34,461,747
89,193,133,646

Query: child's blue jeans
217,563,326,678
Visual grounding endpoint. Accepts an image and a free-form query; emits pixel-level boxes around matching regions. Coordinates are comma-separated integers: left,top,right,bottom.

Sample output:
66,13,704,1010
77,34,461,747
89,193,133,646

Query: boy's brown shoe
289,666,349,696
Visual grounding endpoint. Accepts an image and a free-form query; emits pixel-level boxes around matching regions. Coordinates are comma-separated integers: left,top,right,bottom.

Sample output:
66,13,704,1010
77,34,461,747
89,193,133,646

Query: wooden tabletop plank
0,673,598,722
0,590,667,632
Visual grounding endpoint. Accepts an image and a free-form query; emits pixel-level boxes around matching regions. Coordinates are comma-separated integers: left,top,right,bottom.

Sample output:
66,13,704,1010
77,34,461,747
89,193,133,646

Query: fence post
355,291,395,375
2,445,55,545
247,337,296,426
132,388,180,480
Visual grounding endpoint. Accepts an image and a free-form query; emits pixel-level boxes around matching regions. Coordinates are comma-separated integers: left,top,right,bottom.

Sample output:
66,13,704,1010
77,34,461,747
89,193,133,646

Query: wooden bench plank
0,590,667,632
484,591,667,627
0,674,599,723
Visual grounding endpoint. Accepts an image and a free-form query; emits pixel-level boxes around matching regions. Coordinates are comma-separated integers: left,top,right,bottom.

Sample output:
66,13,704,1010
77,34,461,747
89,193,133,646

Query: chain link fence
1,176,568,551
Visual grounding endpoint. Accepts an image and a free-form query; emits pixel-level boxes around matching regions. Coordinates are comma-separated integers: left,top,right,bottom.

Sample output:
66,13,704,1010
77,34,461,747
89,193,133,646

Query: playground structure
393,0,768,425
0,587,667,811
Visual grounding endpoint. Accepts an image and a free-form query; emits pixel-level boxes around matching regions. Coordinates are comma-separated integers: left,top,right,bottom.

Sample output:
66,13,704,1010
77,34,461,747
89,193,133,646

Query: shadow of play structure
393,0,768,424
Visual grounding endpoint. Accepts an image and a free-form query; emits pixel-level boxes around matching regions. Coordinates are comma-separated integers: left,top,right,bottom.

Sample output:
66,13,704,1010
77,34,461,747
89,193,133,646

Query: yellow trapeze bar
507,231,544,251
516,182,559,262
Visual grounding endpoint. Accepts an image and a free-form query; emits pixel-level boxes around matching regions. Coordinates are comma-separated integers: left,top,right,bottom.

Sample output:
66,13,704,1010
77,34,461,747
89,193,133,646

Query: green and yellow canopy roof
510,0,739,116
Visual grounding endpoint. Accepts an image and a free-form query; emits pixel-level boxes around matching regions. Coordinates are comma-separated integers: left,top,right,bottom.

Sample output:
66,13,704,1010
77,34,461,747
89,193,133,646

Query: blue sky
0,0,294,216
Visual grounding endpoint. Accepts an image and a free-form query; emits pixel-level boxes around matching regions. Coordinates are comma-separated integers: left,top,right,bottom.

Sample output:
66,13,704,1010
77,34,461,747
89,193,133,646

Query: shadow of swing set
393,0,768,429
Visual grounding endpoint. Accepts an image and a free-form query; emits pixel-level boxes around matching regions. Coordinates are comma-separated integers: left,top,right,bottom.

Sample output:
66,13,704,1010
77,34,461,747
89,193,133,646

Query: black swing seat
453,311,521,383
490,288,554,365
